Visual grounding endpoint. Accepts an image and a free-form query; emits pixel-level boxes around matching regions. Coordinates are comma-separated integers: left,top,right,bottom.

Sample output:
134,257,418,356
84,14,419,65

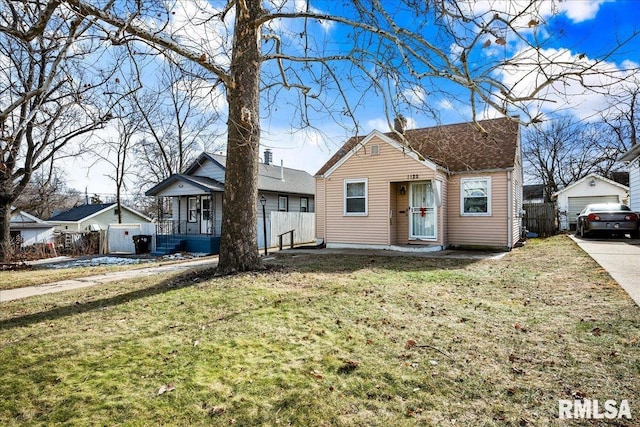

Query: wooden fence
522,202,556,237
269,212,315,248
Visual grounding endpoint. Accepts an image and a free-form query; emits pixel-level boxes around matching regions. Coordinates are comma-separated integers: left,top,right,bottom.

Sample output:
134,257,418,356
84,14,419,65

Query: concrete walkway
0,256,218,302
1,247,506,303
570,234,640,307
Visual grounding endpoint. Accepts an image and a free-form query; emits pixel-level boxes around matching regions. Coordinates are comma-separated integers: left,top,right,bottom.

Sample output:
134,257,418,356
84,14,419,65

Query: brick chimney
394,114,407,134
264,149,273,165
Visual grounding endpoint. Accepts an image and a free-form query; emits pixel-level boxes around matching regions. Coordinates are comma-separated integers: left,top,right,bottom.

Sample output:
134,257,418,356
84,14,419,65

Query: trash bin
132,235,152,254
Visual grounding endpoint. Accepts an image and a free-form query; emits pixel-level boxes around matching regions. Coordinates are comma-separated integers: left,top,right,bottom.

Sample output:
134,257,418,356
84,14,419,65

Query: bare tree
14,169,82,219
91,98,145,223
10,0,640,271
523,116,631,200
601,84,640,150
0,2,119,261
132,58,225,188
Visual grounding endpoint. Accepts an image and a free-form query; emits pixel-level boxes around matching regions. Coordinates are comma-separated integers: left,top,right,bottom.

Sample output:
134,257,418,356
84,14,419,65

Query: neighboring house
314,117,523,252
145,150,315,255
553,174,629,231
47,203,153,232
10,208,55,248
619,145,640,212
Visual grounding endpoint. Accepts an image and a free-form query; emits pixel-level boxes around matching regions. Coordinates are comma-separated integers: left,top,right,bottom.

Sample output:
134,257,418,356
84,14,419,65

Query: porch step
151,238,186,256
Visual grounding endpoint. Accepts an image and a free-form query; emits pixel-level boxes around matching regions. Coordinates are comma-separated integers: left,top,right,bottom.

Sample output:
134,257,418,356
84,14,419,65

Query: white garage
554,174,629,231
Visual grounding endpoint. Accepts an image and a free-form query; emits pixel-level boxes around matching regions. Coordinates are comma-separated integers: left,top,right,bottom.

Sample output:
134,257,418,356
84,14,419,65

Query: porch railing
156,220,217,236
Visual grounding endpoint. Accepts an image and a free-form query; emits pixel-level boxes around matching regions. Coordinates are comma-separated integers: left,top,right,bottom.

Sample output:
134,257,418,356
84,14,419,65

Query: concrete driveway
570,234,640,307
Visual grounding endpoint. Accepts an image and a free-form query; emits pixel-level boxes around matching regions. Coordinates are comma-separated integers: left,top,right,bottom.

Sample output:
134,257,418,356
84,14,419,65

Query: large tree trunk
217,0,263,274
0,197,14,262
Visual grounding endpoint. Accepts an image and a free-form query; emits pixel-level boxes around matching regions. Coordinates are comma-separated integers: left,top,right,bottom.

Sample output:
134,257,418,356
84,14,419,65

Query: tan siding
395,185,409,245
512,143,524,245
323,136,437,245
447,172,509,248
389,183,398,244
439,173,448,246
315,178,325,239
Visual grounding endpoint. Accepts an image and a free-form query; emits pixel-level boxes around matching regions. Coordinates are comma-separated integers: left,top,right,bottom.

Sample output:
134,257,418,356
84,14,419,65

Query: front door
409,182,436,240
201,196,213,234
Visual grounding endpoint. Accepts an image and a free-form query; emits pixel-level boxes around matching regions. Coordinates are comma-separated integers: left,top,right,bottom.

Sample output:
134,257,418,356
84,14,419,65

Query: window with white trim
188,197,198,222
300,197,308,212
344,179,368,215
461,177,491,215
278,195,288,212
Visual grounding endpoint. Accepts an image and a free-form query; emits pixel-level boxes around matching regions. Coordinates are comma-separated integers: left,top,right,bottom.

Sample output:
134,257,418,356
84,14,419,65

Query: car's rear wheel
631,229,639,239
580,225,590,238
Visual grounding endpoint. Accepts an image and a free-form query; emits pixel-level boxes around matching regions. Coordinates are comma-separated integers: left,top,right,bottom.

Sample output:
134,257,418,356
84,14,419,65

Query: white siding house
145,150,316,255
48,203,153,232
553,174,629,230
619,145,640,212
10,209,55,248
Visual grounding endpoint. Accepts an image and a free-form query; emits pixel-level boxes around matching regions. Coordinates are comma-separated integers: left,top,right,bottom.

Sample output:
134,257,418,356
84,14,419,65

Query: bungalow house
619,145,640,212
145,150,315,255
315,117,523,251
48,203,153,232
552,174,629,231
10,208,55,248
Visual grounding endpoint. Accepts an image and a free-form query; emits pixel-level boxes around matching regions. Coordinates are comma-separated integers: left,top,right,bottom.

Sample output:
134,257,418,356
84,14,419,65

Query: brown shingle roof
316,117,519,176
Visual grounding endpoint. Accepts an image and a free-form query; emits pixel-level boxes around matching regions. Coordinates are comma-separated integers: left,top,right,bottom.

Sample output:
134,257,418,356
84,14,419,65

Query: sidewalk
1,247,507,303
0,256,218,302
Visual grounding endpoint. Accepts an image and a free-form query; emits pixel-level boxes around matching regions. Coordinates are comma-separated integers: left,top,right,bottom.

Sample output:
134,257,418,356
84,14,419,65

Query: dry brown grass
0,235,638,426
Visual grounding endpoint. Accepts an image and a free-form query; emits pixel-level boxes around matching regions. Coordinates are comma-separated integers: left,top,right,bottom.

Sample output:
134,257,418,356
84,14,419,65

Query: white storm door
201,197,212,234
409,182,437,240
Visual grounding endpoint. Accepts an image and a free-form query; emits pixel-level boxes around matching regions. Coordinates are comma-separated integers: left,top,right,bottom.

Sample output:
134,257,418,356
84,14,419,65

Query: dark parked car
576,203,639,238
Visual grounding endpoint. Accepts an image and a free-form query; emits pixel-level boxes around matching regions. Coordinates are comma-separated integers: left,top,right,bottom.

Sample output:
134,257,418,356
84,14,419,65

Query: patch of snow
161,252,209,260
47,256,153,269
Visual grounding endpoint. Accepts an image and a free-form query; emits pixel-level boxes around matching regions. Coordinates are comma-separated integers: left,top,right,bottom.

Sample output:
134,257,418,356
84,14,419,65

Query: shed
10,209,55,248
553,174,629,230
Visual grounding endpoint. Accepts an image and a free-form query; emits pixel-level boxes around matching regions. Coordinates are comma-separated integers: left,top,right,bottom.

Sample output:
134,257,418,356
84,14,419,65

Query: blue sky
67,0,640,197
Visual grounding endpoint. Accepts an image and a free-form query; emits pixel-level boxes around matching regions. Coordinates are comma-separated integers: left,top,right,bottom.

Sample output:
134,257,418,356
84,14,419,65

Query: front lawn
1,236,638,426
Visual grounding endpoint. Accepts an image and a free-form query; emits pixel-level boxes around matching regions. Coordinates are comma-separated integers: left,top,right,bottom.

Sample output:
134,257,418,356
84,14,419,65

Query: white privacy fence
259,212,315,249
107,223,156,254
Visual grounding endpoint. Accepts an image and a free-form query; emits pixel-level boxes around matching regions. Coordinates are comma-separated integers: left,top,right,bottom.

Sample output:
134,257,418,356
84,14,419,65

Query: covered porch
145,175,225,255
388,180,444,248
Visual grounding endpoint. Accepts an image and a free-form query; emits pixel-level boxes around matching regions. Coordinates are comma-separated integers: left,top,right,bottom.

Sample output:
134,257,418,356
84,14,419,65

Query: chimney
264,149,273,165
280,159,284,181
394,114,407,134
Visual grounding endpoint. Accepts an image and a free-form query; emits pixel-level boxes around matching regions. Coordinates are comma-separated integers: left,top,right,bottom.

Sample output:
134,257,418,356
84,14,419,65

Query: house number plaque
407,174,419,179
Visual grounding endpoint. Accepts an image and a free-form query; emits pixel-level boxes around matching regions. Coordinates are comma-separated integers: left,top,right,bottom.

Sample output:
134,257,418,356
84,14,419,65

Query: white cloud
496,46,636,122
438,99,455,110
558,0,608,23
403,85,428,105
160,1,232,69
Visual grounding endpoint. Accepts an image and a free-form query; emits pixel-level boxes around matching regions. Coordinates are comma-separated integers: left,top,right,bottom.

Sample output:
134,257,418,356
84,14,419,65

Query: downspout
507,171,513,249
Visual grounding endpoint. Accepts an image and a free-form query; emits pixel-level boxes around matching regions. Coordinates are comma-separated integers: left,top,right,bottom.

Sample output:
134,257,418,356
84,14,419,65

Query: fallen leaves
337,359,360,374
513,322,528,333
157,384,175,395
